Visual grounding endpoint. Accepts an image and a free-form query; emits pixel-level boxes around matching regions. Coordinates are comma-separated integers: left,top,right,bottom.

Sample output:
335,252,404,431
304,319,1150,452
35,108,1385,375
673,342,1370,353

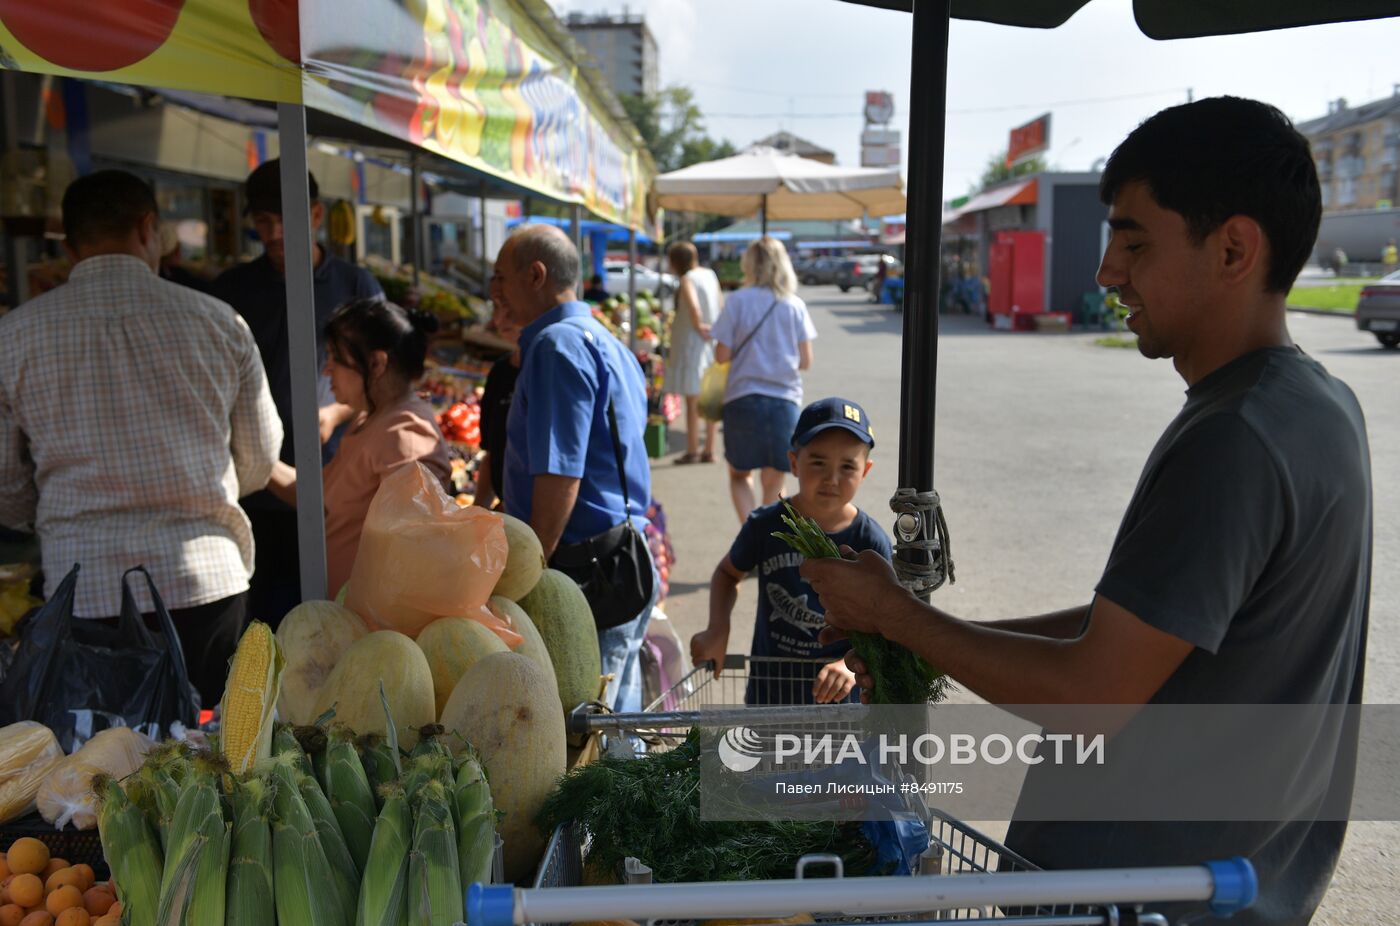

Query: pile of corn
92,622,500,926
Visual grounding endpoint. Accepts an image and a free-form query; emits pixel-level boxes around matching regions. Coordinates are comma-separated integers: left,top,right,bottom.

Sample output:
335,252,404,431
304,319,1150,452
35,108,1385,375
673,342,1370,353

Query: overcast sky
554,0,1398,200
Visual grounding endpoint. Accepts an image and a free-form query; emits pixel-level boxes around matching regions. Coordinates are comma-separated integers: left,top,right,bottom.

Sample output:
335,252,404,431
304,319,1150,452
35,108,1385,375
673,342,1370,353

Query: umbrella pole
895,0,952,602
761,194,768,237
571,203,584,281
276,102,328,602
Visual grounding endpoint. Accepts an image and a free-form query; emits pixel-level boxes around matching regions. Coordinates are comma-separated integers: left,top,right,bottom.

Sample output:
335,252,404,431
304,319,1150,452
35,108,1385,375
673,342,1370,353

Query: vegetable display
772,501,949,705
536,730,881,884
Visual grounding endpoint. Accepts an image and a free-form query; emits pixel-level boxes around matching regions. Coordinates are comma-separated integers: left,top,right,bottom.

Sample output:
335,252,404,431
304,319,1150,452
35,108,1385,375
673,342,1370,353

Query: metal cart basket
535,656,1258,926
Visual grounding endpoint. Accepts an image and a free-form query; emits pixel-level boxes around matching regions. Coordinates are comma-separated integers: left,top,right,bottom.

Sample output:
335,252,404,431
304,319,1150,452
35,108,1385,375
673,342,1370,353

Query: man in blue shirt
208,160,382,624
496,224,655,713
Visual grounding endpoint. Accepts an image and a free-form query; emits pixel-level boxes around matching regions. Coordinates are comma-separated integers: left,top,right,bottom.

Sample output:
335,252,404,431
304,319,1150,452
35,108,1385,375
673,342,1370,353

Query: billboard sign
1007,113,1052,166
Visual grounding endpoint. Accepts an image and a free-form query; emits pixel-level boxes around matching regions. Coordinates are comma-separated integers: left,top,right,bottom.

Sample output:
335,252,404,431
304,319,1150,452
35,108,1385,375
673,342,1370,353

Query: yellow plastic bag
37,725,154,829
346,462,518,645
0,720,64,824
697,360,729,422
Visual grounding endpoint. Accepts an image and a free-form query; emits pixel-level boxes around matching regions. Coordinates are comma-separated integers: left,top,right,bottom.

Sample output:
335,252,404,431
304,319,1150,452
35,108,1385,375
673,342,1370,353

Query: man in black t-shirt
803,98,1371,925
209,161,382,619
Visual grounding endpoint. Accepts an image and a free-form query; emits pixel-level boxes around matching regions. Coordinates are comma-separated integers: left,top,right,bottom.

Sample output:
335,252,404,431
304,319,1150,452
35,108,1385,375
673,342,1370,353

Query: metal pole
760,194,768,237
895,0,951,600
571,202,584,281
478,181,488,268
409,154,422,288
627,227,638,352
1,73,28,307
276,102,328,602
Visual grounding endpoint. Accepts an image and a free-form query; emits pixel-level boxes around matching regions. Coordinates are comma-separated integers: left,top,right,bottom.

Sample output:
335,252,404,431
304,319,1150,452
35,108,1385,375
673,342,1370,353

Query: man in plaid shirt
0,170,282,704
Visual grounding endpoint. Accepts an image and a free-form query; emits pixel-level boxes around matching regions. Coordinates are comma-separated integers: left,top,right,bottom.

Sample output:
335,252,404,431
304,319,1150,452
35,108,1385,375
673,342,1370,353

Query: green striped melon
517,569,601,712
489,595,558,696
494,513,546,601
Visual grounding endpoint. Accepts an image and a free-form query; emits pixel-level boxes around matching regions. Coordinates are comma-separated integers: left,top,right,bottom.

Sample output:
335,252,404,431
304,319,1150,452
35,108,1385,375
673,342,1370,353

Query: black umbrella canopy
831,0,1400,599
841,0,1400,37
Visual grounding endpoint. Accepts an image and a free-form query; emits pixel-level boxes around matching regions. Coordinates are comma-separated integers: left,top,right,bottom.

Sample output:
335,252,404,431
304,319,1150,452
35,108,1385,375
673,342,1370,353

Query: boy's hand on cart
813,658,857,703
804,547,909,637
689,628,728,677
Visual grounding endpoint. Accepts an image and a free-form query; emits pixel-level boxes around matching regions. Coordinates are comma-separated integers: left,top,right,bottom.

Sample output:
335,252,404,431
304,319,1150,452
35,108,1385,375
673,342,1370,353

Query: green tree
621,85,736,174
973,150,1048,193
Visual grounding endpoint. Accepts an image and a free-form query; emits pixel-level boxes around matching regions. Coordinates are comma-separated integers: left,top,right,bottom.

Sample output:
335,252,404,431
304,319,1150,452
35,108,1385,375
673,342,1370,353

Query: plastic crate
0,814,109,880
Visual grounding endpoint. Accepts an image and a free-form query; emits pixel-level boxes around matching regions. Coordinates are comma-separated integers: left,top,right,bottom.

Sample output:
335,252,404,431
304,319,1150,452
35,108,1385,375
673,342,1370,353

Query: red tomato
248,0,299,63
0,0,185,72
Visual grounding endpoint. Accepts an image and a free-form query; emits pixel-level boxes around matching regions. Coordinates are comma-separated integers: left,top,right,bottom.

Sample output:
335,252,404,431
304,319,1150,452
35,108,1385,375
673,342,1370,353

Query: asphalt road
648,285,1398,923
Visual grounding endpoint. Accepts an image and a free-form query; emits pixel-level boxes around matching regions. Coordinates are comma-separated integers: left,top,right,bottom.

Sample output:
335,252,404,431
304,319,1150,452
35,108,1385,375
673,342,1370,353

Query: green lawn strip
1285,283,1362,313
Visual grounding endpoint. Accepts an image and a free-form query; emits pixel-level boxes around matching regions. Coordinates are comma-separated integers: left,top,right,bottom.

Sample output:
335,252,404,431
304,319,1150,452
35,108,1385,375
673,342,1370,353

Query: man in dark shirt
802,97,1371,925
208,160,382,621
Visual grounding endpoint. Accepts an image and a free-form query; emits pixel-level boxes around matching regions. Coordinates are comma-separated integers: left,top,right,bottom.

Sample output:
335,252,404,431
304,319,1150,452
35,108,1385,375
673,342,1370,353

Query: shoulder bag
697,295,781,421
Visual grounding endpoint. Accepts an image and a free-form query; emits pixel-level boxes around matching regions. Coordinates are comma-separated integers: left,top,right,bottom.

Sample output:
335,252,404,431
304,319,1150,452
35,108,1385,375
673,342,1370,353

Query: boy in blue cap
691,397,892,704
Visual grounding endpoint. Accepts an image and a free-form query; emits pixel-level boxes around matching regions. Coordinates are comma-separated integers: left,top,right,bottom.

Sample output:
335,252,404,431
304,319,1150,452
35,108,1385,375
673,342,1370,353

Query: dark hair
244,159,320,215
1100,96,1321,294
324,298,439,414
62,170,159,247
668,240,698,274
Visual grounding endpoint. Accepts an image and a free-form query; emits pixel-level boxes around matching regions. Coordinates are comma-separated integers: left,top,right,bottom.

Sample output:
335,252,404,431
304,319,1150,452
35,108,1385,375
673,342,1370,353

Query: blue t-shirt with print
727,502,892,704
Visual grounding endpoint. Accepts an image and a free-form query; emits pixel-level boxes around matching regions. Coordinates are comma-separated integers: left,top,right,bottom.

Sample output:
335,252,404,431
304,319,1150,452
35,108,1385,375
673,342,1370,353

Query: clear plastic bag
0,720,64,824
345,462,518,644
37,725,154,829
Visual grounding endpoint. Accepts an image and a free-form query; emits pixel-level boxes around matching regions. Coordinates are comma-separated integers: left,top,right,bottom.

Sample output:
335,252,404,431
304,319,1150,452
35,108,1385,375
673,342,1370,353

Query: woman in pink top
268,297,452,594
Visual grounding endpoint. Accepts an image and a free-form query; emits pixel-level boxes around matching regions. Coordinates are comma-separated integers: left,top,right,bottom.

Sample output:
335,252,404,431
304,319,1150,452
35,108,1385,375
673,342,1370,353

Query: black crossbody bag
547,327,655,631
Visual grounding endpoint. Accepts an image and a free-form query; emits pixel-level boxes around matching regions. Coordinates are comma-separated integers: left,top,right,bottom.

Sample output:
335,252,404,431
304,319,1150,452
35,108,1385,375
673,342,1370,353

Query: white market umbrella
653,146,906,232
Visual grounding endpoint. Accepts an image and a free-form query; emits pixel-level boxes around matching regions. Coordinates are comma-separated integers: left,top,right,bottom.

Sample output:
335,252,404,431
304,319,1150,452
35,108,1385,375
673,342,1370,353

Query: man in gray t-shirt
802,97,1371,925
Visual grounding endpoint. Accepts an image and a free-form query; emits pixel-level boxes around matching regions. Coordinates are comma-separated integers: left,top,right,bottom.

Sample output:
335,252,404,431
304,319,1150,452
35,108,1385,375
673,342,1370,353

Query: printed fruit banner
0,0,653,228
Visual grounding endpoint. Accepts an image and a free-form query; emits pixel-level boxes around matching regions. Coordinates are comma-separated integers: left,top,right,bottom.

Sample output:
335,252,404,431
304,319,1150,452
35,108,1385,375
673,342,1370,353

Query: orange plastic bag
345,463,520,646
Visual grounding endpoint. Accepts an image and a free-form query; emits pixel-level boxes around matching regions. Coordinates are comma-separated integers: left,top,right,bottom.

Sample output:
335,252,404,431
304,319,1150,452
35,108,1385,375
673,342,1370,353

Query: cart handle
465,857,1258,926
1206,857,1258,916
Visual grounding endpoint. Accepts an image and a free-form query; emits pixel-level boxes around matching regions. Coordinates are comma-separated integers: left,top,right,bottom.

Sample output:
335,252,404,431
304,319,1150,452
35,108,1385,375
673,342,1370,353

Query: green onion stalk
772,500,950,704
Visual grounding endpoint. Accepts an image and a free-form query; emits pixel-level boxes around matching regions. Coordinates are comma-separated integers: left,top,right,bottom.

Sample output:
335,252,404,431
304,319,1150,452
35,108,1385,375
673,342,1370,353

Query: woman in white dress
663,241,722,463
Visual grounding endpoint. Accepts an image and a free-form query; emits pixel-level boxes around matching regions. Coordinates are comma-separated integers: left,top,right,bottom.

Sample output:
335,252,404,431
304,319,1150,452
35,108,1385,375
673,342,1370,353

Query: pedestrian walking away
663,240,722,465
711,236,817,523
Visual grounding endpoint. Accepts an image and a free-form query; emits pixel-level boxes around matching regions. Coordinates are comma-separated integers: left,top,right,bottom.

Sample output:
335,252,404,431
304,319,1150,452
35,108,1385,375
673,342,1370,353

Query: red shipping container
988,230,1045,319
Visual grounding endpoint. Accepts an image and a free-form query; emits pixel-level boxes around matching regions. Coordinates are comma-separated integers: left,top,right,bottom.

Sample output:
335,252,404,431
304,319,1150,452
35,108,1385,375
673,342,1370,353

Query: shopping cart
539,655,1258,925
570,654,869,752
477,814,1255,925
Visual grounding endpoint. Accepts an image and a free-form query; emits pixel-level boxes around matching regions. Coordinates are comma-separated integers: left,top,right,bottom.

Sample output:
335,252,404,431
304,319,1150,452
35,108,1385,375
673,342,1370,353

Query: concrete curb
1286,306,1355,318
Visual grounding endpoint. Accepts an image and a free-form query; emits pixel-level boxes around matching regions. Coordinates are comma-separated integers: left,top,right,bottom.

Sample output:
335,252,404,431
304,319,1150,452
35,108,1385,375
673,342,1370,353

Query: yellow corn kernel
220,621,284,774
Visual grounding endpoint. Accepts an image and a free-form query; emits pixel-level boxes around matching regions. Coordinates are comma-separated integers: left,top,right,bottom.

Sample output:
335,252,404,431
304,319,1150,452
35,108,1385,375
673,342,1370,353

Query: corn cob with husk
357,733,399,806
356,783,412,926
291,758,361,899
293,724,330,788
155,755,231,926
324,726,377,874
220,620,283,774
94,774,163,926
274,723,316,777
453,748,498,888
408,778,463,926
225,775,275,926
270,752,354,926
129,743,191,850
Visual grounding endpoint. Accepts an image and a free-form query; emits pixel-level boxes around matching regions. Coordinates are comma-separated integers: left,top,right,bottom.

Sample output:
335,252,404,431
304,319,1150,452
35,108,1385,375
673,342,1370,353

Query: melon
439,652,565,883
275,600,368,724
517,570,602,712
335,582,349,605
416,616,509,718
494,513,546,601
488,596,557,694
312,630,435,749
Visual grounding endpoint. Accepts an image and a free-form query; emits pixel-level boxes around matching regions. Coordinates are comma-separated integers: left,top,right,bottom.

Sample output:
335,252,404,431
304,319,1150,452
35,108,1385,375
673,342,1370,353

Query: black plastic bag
0,564,201,751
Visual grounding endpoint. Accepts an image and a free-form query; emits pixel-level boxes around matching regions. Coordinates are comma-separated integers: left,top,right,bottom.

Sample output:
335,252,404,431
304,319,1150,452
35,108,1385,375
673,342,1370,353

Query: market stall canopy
0,0,655,227
944,178,1037,222
653,147,906,221
837,0,1399,36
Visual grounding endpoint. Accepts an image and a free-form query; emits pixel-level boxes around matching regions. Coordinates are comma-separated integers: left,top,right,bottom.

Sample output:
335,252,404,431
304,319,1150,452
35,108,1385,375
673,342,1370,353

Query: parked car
602,260,677,297
835,254,902,293
1355,269,1400,348
797,256,841,286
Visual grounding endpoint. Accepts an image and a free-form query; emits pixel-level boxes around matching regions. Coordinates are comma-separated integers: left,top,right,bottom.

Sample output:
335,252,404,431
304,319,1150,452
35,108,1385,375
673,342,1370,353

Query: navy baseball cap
792,397,875,449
